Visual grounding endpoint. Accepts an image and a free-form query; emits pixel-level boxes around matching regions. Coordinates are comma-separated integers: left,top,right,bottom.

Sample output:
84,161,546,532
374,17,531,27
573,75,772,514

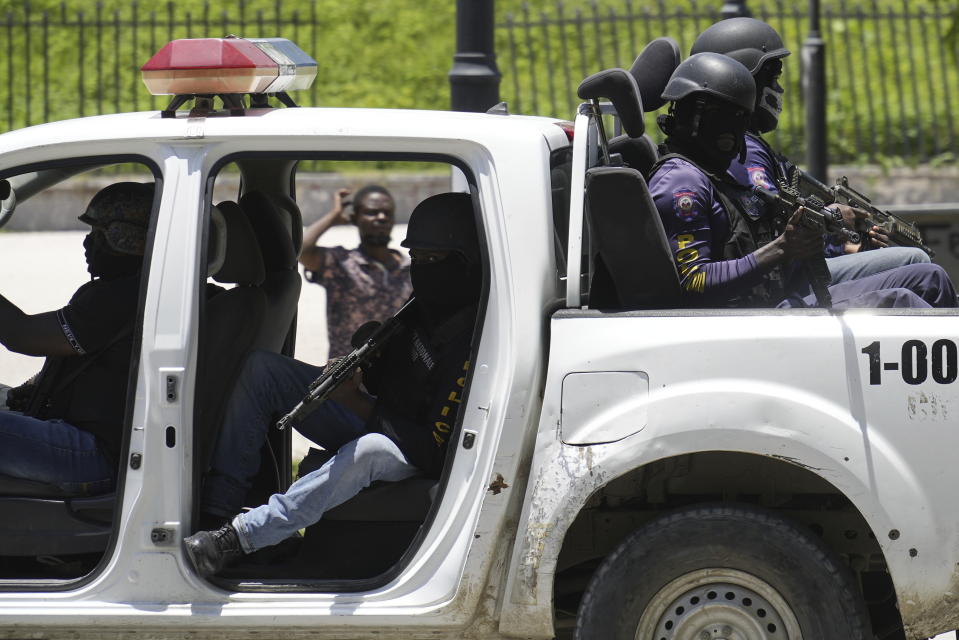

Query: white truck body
0,103,955,640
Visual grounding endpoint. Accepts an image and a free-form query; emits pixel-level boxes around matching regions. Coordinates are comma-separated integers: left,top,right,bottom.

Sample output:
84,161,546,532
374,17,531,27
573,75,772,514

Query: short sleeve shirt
42,273,141,461
305,246,412,357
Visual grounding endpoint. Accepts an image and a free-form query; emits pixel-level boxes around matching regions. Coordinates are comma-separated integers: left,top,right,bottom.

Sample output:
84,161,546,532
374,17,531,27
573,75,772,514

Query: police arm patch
747,166,772,190
672,188,700,222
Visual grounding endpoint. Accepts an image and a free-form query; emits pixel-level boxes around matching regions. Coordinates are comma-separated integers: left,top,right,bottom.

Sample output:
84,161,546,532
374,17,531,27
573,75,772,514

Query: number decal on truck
861,340,958,385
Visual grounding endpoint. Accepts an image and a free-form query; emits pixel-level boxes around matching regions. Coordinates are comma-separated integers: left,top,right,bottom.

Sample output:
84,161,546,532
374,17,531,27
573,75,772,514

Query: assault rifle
751,182,861,308
791,170,934,257
276,298,414,431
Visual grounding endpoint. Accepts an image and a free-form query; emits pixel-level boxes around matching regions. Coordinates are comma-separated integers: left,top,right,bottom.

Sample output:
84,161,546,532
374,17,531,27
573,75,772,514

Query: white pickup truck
0,37,955,640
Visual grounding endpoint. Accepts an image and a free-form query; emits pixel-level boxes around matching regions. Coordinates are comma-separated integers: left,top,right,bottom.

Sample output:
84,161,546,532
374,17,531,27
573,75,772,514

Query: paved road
0,227,407,460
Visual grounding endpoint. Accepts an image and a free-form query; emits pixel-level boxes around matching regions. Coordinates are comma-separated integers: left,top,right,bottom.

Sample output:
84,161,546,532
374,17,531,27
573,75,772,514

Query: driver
0,182,153,494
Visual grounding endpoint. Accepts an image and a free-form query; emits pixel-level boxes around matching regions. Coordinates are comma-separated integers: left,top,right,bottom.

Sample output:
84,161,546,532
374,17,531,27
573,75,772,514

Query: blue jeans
0,411,114,494
232,433,418,553
827,247,930,283
203,350,370,517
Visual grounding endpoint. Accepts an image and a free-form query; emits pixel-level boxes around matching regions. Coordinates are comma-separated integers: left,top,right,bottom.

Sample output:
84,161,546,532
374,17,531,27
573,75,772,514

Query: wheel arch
551,450,919,638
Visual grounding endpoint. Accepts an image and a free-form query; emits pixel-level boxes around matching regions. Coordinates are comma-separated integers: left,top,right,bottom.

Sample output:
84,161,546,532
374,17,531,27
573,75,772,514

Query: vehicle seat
585,166,682,309
195,201,268,470
608,133,660,177
238,191,302,353
296,447,436,522
291,448,437,580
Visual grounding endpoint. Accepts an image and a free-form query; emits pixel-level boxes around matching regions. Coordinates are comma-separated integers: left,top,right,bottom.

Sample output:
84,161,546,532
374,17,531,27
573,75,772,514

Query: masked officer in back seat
184,192,481,577
0,182,153,494
690,17,931,285
647,53,956,309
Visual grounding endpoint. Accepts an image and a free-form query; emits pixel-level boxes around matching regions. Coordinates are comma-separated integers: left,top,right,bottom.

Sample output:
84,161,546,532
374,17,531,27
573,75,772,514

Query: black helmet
401,192,479,264
690,17,790,75
661,53,756,113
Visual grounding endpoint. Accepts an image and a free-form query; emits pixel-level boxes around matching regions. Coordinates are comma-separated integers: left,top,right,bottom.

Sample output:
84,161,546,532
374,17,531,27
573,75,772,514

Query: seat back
584,166,681,309
238,191,302,353
608,133,660,177
195,202,267,470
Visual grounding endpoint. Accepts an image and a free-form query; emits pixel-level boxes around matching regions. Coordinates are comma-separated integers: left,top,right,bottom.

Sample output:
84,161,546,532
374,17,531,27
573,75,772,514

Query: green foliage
497,0,959,165
947,5,959,60
0,0,455,130
0,0,955,166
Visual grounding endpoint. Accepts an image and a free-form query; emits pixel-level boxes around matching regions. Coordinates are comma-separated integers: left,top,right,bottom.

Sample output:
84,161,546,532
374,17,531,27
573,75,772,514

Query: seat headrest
239,191,298,270
207,205,228,277
629,37,682,112
577,68,645,138
266,193,303,253
212,200,265,286
608,134,660,177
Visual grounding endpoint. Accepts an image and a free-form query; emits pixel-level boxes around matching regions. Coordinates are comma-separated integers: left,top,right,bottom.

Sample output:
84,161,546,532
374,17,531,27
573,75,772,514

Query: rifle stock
275,298,415,431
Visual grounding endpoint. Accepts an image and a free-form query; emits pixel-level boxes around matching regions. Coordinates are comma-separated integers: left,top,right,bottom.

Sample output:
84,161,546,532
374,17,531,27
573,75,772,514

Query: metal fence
498,0,959,165
0,1,957,166
0,1,332,130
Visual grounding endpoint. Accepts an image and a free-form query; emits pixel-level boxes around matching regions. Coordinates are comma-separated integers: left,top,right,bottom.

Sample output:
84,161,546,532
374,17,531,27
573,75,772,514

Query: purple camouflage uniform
648,154,958,309
648,157,767,306
728,133,845,257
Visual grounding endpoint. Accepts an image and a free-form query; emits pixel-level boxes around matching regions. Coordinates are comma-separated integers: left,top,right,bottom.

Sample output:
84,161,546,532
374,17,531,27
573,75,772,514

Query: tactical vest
648,152,785,306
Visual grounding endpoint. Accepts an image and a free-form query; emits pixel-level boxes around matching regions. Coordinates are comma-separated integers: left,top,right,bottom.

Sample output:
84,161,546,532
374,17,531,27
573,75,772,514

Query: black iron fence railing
498,0,959,165
1,1,329,131
0,1,956,166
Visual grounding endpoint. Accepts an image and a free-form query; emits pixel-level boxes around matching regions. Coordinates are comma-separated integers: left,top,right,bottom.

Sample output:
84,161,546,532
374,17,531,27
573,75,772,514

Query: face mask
411,255,480,309
695,102,750,167
753,84,784,133
752,60,785,134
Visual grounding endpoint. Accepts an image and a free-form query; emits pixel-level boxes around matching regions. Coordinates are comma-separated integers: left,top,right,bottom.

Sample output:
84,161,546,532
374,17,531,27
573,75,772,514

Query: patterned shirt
305,246,412,357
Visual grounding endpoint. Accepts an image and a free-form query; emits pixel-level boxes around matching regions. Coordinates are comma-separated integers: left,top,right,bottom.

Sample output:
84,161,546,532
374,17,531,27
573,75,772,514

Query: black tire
574,504,870,640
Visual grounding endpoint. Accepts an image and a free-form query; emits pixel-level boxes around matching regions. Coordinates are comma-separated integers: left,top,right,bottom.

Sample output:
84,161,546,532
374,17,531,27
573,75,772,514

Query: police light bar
140,36,317,96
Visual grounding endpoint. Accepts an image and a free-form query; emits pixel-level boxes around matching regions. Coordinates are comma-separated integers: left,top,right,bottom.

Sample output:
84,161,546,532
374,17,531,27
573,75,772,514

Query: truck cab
0,36,956,640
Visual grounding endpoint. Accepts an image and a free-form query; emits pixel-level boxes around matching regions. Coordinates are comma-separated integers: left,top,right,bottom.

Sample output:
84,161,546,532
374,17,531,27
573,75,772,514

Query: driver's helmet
79,182,155,256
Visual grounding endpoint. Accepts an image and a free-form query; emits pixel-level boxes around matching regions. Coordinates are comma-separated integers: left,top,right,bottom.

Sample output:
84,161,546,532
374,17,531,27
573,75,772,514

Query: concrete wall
1,173,453,232
4,166,957,232
827,166,959,208
4,166,959,284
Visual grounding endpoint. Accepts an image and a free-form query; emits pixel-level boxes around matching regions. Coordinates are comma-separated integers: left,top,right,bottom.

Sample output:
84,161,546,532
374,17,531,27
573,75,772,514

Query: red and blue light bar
141,36,317,96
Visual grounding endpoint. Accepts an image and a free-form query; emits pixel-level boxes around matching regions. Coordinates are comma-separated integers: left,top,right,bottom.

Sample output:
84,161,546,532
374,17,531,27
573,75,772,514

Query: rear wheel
574,504,870,640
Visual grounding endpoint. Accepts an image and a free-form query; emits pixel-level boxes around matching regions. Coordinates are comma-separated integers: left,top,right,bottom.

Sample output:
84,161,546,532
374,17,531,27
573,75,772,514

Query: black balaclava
751,59,784,134
660,95,750,173
410,253,481,311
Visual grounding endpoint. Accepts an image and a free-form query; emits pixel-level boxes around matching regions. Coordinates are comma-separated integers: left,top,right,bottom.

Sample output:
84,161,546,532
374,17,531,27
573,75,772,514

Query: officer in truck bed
690,17,931,286
646,52,956,309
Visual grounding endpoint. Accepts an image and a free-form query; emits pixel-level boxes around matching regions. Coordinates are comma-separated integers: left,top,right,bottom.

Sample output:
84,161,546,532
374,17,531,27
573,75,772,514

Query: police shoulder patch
747,166,772,190
672,188,699,222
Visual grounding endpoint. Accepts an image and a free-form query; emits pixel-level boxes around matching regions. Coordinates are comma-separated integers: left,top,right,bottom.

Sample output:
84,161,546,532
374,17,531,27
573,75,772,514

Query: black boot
183,523,243,577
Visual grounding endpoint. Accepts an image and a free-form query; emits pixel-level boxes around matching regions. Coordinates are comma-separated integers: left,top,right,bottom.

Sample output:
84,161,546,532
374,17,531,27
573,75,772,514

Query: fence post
449,0,501,112
720,1,751,19
802,0,827,180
